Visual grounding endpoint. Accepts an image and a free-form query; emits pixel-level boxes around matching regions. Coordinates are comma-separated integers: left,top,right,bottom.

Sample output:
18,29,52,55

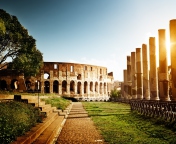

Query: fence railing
130,100,176,122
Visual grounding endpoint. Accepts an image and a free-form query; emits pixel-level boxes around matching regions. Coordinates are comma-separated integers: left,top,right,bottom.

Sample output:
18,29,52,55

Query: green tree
0,18,6,34
0,9,43,76
110,89,121,101
8,46,43,77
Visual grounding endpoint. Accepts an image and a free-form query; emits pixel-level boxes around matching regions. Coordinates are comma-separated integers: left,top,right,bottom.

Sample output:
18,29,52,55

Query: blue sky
1,0,176,81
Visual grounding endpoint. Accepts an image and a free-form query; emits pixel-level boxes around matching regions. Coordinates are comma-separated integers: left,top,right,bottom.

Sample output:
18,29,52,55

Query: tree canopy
0,9,43,77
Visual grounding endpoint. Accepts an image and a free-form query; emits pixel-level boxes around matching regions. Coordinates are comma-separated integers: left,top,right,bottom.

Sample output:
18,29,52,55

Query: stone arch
84,81,88,93
11,79,18,90
77,82,81,94
53,80,59,93
95,82,98,92
77,74,81,80
62,80,67,94
44,81,50,93
25,80,31,91
100,82,103,94
90,81,93,92
0,80,7,90
70,80,75,94
104,83,106,94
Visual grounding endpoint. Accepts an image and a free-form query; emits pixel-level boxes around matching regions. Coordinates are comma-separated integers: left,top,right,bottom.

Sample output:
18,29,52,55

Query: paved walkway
56,102,106,144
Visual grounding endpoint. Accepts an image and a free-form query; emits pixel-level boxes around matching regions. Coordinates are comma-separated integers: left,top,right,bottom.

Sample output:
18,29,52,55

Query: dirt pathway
56,102,106,144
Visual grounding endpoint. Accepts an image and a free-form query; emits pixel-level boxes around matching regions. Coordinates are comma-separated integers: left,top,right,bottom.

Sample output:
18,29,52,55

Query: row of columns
122,19,176,101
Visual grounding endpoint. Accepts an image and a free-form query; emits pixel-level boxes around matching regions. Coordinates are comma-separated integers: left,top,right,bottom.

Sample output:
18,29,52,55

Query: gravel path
56,102,106,144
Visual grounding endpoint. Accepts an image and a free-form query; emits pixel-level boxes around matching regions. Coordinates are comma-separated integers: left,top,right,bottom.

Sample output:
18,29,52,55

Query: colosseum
0,62,114,101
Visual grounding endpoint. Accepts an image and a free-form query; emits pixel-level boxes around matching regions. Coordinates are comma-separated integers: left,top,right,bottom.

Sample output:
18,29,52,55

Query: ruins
121,19,176,122
0,62,114,101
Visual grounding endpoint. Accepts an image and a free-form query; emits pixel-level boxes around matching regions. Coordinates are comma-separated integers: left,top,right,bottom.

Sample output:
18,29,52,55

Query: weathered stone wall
0,69,26,92
0,62,114,101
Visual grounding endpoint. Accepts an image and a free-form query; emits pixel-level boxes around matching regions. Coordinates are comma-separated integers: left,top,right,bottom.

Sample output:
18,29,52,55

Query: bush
110,89,121,101
0,101,39,144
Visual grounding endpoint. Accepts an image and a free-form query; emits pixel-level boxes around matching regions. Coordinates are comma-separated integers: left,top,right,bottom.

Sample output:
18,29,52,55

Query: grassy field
41,96,71,110
83,102,176,144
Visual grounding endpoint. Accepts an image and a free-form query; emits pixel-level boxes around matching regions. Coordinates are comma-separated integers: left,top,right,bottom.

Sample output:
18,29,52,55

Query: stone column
170,19,176,101
100,83,103,96
121,82,124,99
127,56,132,99
67,80,70,96
149,37,159,100
131,52,137,99
74,82,77,94
59,80,62,95
50,80,53,93
142,44,150,100
81,82,84,95
97,83,100,96
158,29,170,101
123,69,128,100
92,82,95,97
87,82,90,97
49,70,53,93
136,48,143,100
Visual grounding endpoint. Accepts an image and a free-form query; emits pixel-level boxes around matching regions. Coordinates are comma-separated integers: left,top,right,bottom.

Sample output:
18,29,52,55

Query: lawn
83,102,176,144
41,96,71,110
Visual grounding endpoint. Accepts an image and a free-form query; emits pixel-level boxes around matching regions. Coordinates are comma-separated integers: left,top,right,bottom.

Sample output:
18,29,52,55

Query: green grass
83,102,176,144
41,97,71,110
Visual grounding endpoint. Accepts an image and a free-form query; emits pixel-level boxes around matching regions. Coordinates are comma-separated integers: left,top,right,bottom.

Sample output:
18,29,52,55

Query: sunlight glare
166,31,171,66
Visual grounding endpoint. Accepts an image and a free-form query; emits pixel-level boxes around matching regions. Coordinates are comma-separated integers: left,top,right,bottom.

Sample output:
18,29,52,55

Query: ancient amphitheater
0,62,114,101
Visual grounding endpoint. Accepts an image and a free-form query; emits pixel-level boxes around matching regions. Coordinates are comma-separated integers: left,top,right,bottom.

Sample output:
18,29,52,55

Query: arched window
90,82,93,91
70,80,75,94
77,82,81,94
84,81,88,93
53,80,59,93
44,81,50,93
11,79,18,90
44,72,50,79
0,80,7,90
62,80,67,94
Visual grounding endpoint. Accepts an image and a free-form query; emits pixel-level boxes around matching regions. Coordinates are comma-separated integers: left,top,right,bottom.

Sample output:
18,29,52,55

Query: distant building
0,62,114,101
113,80,122,90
